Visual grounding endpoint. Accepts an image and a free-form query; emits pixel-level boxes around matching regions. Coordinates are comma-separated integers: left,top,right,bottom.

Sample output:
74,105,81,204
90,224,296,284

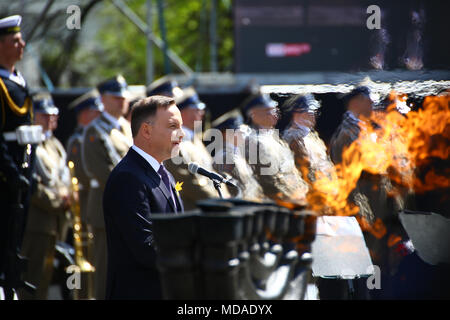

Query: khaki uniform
244,126,308,205
81,113,132,299
66,125,95,288
329,111,411,279
212,139,264,201
164,134,228,210
67,126,90,226
329,111,386,223
283,125,334,184
20,135,71,299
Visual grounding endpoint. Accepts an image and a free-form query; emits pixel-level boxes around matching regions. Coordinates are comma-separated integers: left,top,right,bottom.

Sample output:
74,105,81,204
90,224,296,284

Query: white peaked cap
0,15,22,29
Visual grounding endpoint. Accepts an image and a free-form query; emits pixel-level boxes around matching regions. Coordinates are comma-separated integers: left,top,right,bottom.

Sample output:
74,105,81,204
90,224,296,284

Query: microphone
188,162,238,188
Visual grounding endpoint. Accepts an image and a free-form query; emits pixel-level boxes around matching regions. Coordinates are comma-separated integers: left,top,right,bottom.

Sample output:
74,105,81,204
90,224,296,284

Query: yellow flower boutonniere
175,181,183,195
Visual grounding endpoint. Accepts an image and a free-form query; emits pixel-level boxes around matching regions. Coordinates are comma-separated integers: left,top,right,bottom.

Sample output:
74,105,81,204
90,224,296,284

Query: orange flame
357,216,387,239
387,234,402,248
306,91,450,217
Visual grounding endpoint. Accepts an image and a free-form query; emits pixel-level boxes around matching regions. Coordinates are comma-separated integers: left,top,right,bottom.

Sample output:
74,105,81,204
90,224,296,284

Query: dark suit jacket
103,147,184,299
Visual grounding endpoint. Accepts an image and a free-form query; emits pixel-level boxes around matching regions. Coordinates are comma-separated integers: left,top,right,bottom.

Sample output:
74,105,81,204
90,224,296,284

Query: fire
306,91,450,216
356,216,387,239
274,188,308,210
387,234,402,248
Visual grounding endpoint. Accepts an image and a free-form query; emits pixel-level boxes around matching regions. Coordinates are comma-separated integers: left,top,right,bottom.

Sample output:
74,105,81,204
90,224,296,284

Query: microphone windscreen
188,162,199,174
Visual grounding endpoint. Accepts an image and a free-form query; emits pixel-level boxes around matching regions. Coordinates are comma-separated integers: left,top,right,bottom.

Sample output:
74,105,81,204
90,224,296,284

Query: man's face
249,105,279,129
180,107,205,130
293,111,316,128
34,113,52,132
148,104,184,161
86,109,101,123
102,94,129,118
49,114,59,131
357,95,373,118
0,32,25,63
79,108,101,126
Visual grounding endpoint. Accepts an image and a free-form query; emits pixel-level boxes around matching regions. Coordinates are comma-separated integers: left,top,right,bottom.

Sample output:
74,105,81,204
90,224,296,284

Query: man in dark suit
103,95,185,300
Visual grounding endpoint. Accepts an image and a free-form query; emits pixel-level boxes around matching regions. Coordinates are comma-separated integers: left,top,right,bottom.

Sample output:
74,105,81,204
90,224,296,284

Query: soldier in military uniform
0,15,42,299
81,75,132,299
19,93,71,300
279,93,366,299
177,87,206,142
164,87,228,210
279,93,334,186
211,110,263,200
240,93,308,205
66,90,103,266
241,92,279,131
329,86,413,298
329,87,382,224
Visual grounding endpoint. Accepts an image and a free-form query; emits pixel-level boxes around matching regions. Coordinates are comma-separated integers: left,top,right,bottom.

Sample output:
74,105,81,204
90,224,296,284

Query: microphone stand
212,179,224,199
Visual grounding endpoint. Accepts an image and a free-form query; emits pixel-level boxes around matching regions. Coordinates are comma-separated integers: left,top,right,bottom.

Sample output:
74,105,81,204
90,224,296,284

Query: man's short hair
130,95,175,137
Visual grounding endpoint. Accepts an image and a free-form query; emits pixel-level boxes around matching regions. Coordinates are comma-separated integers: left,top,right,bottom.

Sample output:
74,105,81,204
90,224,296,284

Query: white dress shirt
131,145,161,173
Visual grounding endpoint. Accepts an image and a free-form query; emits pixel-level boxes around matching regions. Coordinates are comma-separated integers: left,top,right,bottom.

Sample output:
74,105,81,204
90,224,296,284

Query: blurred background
1,0,449,144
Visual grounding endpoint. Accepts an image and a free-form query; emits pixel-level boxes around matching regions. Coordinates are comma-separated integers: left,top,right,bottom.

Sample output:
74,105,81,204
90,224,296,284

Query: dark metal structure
151,199,317,300
234,0,450,72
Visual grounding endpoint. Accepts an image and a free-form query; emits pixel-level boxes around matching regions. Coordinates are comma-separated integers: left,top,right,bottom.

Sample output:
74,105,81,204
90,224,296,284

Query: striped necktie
158,164,177,212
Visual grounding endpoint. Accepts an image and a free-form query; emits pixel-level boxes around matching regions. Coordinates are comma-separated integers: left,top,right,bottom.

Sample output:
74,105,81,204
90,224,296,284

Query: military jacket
164,134,228,210
213,140,264,201
27,135,71,234
244,127,308,204
81,113,132,228
0,67,33,182
67,125,90,223
283,125,334,183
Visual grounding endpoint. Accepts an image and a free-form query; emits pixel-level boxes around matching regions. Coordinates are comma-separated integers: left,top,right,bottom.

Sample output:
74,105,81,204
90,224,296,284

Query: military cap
241,93,277,116
146,77,182,98
97,75,129,98
0,15,21,36
289,93,320,114
212,109,243,131
68,89,104,114
175,87,206,110
342,86,371,106
33,92,59,115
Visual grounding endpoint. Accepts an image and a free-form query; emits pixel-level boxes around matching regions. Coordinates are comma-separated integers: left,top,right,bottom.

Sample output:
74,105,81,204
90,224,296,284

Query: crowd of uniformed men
1,14,418,300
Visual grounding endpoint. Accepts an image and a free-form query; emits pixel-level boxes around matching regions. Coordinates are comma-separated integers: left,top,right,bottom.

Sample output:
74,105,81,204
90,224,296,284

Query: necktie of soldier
158,164,177,213
119,124,126,135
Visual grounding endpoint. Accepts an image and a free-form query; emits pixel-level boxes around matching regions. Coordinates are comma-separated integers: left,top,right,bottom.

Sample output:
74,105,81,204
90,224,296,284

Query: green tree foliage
95,0,234,85
3,0,233,87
